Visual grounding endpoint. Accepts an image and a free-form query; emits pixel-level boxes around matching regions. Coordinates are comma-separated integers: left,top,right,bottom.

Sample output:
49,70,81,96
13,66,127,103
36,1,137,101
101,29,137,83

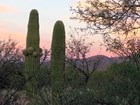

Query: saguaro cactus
23,9,41,97
51,20,65,105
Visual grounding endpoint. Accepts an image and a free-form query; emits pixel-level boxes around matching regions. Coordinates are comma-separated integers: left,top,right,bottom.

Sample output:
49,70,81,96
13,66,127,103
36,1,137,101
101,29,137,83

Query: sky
0,0,112,57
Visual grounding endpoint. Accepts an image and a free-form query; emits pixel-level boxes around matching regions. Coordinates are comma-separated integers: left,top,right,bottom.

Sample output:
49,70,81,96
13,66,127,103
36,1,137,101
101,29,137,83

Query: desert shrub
87,60,140,105
0,39,25,90
65,65,87,89
63,88,114,105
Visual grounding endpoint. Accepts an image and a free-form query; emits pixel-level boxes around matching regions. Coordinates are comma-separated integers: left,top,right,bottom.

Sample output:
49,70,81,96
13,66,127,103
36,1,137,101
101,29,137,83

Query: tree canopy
71,0,140,56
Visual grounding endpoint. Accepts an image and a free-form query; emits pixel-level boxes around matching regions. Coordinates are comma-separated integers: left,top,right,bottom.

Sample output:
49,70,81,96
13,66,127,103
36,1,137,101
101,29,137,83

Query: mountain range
85,55,124,71
42,55,125,71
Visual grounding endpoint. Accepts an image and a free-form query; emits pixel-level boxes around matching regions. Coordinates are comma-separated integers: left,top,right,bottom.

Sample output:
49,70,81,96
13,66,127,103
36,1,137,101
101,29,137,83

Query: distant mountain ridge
42,55,124,71
85,55,124,70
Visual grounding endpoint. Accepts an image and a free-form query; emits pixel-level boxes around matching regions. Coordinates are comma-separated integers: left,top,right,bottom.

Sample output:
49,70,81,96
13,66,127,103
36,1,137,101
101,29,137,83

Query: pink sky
0,0,113,57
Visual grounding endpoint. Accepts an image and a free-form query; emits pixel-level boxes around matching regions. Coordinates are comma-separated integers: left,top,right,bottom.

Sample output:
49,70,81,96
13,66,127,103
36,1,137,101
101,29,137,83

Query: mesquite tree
71,0,140,57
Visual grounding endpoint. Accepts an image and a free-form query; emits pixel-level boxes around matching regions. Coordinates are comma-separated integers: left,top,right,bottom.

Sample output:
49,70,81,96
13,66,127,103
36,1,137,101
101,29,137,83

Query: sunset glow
0,5,17,13
0,0,113,57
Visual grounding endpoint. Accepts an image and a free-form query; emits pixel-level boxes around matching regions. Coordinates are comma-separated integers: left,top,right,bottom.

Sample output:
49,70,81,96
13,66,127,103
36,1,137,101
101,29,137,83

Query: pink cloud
0,5,17,13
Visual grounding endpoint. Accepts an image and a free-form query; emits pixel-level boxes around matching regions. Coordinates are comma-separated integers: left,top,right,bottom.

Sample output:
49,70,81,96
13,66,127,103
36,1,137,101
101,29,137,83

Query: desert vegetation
1,0,140,105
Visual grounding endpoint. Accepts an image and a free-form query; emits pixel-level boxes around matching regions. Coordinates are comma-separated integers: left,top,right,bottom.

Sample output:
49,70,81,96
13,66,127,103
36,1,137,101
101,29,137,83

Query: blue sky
0,0,112,56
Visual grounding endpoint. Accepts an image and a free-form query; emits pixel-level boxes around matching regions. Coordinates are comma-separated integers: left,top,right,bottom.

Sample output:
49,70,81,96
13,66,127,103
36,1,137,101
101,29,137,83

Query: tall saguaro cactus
23,9,41,97
51,20,65,105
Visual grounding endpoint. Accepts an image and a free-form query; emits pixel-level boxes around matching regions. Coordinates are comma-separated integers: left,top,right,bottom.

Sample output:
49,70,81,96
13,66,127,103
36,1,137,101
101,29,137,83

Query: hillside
74,55,125,71
42,55,124,71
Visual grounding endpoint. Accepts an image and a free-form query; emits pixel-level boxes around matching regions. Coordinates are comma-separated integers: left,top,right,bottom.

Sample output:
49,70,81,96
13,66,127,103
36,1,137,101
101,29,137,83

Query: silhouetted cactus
23,9,41,97
51,20,66,105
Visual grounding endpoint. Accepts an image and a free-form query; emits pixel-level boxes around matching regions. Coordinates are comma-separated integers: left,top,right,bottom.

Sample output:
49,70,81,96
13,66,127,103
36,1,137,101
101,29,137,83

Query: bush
88,61,140,105
0,39,25,90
